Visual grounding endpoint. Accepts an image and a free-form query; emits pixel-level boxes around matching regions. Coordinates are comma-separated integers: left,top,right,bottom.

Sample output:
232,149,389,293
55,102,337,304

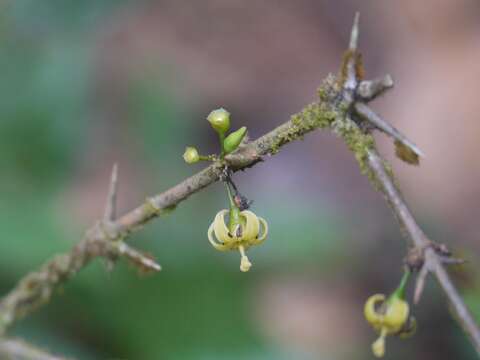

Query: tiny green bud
207,108,231,134
183,147,200,164
223,126,247,154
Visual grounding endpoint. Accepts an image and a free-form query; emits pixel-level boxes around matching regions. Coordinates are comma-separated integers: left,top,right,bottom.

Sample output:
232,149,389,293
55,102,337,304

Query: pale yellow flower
207,209,268,272
364,293,415,357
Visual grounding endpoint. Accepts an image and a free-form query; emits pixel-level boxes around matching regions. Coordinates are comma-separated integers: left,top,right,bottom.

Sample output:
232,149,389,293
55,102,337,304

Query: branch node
405,246,425,272
406,241,465,305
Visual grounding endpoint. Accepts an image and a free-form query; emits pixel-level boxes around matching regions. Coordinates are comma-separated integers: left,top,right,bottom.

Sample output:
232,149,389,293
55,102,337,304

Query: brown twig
367,149,480,353
342,14,480,354
103,163,118,222
102,165,162,272
0,337,71,360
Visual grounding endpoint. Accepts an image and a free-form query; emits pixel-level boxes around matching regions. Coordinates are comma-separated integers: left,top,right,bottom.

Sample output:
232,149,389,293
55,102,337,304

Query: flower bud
207,108,230,134
223,126,247,154
183,147,200,164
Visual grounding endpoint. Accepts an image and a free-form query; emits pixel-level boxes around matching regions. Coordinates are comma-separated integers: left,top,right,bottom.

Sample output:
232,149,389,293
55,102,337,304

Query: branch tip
384,74,394,87
349,12,360,51
104,163,119,221
118,243,161,273
0,337,70,360
413,265,429,304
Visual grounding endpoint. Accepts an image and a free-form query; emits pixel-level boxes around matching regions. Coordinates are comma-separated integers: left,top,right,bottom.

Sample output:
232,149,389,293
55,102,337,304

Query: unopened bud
207,108,231,134
183,147,200,164
223,126,247,154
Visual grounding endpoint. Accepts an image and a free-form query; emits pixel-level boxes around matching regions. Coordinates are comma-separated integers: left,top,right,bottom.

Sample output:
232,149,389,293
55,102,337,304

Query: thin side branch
103,163,118,221
0,337,71,360
367,149,480,353
355,102,424,159
339,15,480,353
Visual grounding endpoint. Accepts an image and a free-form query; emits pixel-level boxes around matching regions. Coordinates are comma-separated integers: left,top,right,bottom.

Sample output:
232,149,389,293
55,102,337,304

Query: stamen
239,245,252,272
372,329,387,358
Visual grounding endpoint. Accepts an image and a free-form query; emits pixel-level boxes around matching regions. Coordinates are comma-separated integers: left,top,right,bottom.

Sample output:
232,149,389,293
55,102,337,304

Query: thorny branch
342,13,480,354
0,11,478,358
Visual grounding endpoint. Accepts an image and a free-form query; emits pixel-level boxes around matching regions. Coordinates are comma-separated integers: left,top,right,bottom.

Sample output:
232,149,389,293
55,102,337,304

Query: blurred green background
1,1,480,359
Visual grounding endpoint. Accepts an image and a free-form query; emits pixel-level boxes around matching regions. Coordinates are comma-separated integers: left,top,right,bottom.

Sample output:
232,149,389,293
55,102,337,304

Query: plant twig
103,163,118,221
341,14,480,354
0,337,71,360
367,149,480,352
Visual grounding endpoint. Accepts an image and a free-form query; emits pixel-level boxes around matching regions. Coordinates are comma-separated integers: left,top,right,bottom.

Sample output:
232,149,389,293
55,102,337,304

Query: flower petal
241,210,260,241
253,216,268,245
384,297,409,333
364,294,386,327
213,210,232,244
208,218,229,251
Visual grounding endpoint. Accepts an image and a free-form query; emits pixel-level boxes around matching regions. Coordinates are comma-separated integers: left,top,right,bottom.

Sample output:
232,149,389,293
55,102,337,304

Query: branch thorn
357,74,394,101
117,243,161,273
349,12,360,51
354,103,425,162
414,263,430,304
104,163,119,221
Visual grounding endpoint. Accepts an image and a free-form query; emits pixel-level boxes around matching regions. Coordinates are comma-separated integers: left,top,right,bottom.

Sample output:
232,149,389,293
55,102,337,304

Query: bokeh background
1,1,480,359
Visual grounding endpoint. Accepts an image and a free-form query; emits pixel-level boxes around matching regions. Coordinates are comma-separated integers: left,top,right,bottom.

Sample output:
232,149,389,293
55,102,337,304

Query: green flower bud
183,147,200,164
207,108,231,134
223,126,247,154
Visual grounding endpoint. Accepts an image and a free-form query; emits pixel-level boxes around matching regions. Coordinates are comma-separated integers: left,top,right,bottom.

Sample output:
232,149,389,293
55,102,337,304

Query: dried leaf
395,140,419,165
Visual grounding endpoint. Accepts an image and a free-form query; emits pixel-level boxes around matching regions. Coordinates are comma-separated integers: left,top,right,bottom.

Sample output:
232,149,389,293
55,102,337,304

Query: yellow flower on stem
207,208,268,272
364,271,416,357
